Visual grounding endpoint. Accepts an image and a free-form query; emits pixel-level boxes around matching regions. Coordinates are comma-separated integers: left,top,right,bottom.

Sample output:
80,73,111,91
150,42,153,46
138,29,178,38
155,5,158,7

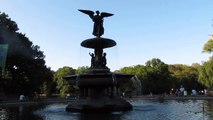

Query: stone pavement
0,95,213,106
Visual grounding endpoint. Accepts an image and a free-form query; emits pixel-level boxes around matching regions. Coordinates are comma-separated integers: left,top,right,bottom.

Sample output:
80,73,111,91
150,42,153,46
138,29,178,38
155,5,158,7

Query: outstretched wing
78,9,94,19
101,12,113,18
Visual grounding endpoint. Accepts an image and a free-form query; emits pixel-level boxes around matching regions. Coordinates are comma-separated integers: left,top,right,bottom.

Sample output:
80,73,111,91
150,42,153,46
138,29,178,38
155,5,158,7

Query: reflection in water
18,105,23,117
1,100,213,120
34,104,122,120
79,113,121,120
0,108,9,119
205,100,213,118
0,104,45,120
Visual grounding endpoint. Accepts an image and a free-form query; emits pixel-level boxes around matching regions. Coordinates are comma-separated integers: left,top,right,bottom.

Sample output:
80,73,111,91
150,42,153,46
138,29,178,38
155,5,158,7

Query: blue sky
0,1,213,71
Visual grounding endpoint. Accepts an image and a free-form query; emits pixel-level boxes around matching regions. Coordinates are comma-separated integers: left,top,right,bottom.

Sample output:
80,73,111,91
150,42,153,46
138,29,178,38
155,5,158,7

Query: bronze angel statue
78,9,113,37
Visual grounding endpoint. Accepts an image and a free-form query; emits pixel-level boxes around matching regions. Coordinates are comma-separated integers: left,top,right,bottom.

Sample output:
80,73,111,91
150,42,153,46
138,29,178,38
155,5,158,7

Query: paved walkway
0,98,75,106
131,95,213,100
1,95,213,106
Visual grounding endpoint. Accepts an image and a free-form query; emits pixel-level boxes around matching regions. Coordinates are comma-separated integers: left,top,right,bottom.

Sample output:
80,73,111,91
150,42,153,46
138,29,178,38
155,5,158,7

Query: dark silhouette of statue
102,53,107,67
89,52,95,68
78,9,113,37
64,9,133,113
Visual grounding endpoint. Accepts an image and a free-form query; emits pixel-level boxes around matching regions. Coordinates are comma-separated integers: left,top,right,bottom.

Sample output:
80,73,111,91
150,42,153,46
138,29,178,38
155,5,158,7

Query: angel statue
78,9,113,37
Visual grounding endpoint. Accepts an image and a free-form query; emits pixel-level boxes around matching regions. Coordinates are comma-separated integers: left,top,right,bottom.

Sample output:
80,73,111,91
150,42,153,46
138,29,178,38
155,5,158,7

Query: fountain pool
1,99,213,120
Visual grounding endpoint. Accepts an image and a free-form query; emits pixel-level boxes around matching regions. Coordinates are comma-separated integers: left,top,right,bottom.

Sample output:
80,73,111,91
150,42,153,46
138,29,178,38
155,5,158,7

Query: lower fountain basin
64,73,134,87
66,96,132,113
64,72,134,113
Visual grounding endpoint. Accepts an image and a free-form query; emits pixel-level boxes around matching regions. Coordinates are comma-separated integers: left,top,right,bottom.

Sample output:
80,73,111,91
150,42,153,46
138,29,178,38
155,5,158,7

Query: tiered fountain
64,9,134,113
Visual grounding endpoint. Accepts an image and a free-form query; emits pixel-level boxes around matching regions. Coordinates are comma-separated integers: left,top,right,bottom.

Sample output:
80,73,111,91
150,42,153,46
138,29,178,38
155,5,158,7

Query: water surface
1,100,213,120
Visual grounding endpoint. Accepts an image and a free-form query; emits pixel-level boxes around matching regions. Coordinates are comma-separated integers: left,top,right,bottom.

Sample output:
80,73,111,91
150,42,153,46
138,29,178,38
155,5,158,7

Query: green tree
54,66,76,96
40,69,54,97
118,58,172,94
117,66,137,92
0,12,53,97
198,57,213,88
143,58,172,94
75,66,89,74
198,37,213,89
203,38,213,53
169,64,203,92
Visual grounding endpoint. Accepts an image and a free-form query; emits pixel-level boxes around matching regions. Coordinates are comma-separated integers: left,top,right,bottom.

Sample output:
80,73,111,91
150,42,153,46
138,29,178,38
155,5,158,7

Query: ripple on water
123,100,206,120
34,104,79,120
32,100,211,120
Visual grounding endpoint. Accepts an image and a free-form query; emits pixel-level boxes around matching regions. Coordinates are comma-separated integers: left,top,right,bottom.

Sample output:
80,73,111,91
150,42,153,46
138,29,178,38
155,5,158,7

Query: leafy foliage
75,66,89,74
54,66,76,96
198,57,213,88
203,38,213,53
169,64,203,91
143,58,172,94
198,37,213,88
0,12,53,97
118,58,205,94
118,58,172,94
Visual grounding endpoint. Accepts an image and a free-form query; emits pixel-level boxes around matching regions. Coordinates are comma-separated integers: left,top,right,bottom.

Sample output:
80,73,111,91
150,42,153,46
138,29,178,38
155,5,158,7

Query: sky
0,0,213,71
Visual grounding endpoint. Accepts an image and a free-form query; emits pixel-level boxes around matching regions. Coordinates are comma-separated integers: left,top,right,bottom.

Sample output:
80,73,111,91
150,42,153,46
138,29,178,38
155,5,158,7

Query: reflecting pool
1,100,213,120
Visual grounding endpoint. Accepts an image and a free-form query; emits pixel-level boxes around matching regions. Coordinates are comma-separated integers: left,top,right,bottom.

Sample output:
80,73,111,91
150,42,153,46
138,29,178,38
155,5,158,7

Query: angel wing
78,9,94,19
101,12,113,18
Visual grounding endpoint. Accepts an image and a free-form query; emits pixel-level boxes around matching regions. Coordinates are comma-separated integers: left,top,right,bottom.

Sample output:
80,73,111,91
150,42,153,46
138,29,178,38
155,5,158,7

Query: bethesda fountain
64,9,134,113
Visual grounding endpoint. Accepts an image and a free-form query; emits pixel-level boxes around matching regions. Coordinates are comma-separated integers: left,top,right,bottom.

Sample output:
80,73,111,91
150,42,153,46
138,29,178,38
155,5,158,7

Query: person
175,89,179,96
204,89,207,95
122,92,125,97
179,85,185,96
19,94,25,102
170,88,174,95
149,92,153,96
184,90,187,96
191,89,197,95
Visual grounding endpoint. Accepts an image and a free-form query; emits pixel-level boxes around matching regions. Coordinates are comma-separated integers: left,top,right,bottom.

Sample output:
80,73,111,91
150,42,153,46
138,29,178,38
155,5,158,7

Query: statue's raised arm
78,9,113,37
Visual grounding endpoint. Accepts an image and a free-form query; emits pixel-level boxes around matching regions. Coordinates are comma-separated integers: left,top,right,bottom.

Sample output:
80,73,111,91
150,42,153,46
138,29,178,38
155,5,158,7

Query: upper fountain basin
81,37,116,49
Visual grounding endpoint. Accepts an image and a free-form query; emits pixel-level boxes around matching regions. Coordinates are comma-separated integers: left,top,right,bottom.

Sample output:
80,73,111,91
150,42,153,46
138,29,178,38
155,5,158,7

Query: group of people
169,85,198,97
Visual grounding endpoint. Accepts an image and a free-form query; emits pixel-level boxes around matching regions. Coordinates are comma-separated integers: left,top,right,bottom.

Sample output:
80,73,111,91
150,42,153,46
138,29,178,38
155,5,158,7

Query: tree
198,36,213,88
40,69,54,97
54,66,76,96
0,12,53,97
117,58,172,94
117,66,139,92
75,66,89,74
169,64,203,92
203,38,213,53
143,58,172,94
198,57,213,88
